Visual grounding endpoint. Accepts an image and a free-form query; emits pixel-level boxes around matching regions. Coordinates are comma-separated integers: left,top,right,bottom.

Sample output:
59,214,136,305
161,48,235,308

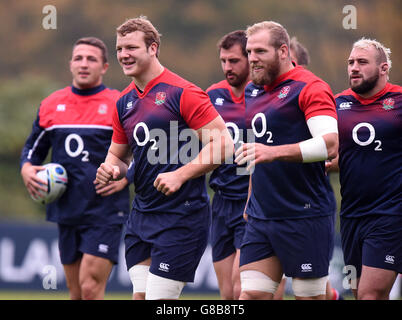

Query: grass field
0,290,220,300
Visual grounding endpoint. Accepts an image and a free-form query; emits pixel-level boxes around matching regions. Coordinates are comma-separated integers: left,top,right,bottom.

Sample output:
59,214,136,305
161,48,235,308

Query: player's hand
95,163,120,185
94,178,128,197
325,155,339,173
21,162,47,199
235,143,273,171
243,212,248,222
153,171,184,196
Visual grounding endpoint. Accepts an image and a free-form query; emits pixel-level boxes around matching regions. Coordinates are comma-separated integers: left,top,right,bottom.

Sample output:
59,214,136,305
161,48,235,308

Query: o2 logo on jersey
352,122,382,151
225,122,242,145
251,113,274,144
65,134,90,161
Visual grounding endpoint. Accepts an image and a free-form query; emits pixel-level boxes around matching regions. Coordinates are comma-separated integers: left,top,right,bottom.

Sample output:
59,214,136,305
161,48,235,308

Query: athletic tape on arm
299,116,338,163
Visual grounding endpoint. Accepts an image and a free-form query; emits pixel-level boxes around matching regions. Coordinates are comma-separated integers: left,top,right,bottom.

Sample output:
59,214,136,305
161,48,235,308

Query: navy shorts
124,205,211,282
240,215,334,278
210,193,246,262
58,224,123,265
341,214,402,278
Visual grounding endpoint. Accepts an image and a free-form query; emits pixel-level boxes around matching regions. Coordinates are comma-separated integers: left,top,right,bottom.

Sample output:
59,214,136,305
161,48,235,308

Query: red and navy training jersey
112,68,219,215
206,80,249,200
20,84,130,225
335,83,402,218
245,65,337,220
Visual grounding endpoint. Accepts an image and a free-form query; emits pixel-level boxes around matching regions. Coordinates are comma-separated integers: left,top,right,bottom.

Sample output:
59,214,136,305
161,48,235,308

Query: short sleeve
111,104,128,144
180,86,219,130
299,80,337,121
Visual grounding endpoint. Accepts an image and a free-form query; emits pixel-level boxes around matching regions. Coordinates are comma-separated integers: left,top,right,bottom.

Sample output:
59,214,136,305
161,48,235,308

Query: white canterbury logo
301,263,312,272
339,102,352,110
56,104,66,111
215,98,224,106
251,89,259,97
98,244,109,253
159,262,170,272
385,255,395,264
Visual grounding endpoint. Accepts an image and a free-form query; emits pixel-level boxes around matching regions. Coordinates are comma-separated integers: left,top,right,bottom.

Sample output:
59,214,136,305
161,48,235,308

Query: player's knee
240,270,280,299
232,273,241,300
67,287,82,300
292,276,328,298
145,272,186,300
233,280,242,300
65,280,81,300
220,282,235,300
128,264,149,295
80,277,100,300
358,286,390,300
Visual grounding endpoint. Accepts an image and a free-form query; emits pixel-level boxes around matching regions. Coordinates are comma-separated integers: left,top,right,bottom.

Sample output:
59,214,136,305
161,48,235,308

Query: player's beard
350,69,379,95
225,69,249,88
250,52,280,86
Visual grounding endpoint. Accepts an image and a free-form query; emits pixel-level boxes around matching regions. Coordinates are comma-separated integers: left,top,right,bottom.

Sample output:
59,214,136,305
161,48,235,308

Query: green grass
0,290,220,300
0,290,359,300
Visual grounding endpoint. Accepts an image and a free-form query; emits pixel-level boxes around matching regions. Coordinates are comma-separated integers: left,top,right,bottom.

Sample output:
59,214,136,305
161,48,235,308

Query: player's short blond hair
352,37,392,72
246,21,290,50
116,16,162,57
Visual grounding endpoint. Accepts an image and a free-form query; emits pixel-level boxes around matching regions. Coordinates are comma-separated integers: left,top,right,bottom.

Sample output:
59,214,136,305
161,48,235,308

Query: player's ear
278,44,289,61
101,62,109,75
380,62,388,74
148,42,158,57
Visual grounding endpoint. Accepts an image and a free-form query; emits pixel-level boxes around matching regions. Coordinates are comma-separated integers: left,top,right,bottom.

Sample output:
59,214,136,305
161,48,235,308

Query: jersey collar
349,82,391,105
71,84,106,96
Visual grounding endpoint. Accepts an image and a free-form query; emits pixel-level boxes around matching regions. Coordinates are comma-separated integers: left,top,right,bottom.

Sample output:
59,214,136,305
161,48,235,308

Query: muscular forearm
101,142,132,181
175,136,232,181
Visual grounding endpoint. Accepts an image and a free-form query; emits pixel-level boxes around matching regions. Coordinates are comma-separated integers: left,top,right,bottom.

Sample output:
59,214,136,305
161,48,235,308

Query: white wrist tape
299,136,328,163
299,115,338,163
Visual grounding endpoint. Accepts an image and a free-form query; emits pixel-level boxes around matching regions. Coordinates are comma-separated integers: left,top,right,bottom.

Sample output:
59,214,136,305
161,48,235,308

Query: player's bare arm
154,115,234,196
96,142,131,185
325,154,339,173
235,132,338,171
235,112,338,171
243,175,252,221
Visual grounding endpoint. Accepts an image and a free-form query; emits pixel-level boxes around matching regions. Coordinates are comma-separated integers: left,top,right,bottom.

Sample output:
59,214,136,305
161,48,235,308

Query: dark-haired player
20,37,130,299
206,30,250,300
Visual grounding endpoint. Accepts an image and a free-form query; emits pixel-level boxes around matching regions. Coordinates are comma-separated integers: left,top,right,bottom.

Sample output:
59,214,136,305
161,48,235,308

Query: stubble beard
250,54,280,86
225,70,249,88
350,69,380,94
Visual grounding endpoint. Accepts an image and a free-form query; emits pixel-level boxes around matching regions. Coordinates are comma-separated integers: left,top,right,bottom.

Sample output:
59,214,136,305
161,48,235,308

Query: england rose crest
382,98,394,110
278,86,290,99
155,92,166,105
